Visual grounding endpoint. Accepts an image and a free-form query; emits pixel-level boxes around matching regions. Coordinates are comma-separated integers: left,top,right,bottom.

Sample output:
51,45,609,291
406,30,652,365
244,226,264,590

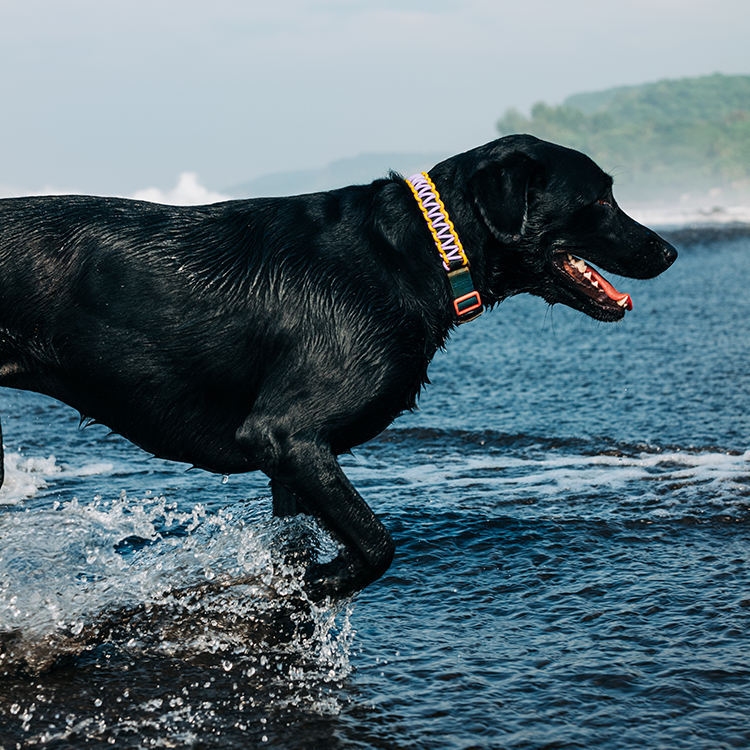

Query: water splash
0,490,354,686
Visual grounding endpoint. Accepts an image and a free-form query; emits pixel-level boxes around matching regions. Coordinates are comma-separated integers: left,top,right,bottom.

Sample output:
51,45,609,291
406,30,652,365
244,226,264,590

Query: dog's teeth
617,297,629,307
566,255,588,274
583,271,592,280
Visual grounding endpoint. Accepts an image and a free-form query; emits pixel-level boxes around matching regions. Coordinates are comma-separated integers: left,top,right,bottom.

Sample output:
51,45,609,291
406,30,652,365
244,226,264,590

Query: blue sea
1,224,749,749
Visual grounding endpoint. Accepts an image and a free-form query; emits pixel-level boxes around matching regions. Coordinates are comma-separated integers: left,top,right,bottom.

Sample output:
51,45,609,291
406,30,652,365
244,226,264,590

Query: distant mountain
227,152,449,198
497,74,750,205
563,74,750,124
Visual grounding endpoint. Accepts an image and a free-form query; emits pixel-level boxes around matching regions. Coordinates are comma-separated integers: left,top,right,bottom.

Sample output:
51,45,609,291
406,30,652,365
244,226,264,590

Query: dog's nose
662,241,678,268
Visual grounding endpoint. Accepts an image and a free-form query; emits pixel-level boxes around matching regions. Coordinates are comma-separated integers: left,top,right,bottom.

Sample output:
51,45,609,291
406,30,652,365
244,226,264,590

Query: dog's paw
303,553,365,601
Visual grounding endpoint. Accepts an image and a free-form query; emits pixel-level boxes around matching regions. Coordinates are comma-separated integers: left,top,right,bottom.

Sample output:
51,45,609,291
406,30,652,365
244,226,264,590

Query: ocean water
1,226,749,749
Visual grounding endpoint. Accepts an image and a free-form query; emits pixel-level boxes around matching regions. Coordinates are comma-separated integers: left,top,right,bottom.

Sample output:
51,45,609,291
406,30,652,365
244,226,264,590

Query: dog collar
406,172,483,323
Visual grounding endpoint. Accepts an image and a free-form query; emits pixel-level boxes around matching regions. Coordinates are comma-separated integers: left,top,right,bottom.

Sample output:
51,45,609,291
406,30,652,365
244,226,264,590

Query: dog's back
0,189,440,474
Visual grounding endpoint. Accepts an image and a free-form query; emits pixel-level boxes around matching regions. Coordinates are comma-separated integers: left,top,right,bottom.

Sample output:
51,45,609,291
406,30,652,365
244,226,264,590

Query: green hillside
496,74,750,204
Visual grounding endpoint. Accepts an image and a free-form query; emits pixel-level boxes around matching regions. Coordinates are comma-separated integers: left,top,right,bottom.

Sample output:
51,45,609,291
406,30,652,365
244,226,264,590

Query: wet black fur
0,135,676,599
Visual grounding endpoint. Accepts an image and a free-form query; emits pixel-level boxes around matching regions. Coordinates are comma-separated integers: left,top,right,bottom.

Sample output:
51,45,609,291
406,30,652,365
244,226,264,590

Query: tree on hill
497,74,750,204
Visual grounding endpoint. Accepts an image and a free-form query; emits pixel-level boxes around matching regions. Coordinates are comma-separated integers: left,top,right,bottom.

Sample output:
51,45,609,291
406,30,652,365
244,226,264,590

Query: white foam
0,184,84,199
0,453,62,505
0,173,231,205
0,452,115,506
344,446,750,519
628,204,750,228
130,173,232,205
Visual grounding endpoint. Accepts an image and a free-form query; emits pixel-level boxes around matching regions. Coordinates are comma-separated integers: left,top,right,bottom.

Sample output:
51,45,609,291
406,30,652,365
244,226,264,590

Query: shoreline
651,222,750,246
626,205,750,245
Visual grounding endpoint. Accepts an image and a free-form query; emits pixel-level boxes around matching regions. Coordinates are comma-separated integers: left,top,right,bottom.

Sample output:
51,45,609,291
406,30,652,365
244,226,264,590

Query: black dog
0,135,676,599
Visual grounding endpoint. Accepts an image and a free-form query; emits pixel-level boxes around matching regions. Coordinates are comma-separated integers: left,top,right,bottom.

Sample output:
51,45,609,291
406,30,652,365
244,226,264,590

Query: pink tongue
588,267,633,311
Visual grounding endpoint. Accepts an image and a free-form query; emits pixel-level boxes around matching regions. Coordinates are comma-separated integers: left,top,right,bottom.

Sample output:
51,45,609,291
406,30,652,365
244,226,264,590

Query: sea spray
0,491,354,686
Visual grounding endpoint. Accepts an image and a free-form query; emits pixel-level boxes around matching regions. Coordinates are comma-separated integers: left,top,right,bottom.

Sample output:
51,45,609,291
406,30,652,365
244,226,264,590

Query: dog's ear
468,153,543,244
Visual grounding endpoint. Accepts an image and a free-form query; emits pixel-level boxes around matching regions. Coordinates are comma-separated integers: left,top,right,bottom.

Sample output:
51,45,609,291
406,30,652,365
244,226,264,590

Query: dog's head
443,135,677,322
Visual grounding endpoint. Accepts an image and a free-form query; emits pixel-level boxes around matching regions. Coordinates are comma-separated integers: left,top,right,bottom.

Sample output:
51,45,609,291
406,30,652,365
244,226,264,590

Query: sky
0,0,747,199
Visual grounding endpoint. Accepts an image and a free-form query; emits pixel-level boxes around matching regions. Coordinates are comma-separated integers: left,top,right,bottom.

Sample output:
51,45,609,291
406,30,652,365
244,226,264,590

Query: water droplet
221,475,229,484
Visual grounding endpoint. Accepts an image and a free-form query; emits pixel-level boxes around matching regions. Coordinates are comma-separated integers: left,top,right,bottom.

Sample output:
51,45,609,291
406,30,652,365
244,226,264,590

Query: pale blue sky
0,0,747,196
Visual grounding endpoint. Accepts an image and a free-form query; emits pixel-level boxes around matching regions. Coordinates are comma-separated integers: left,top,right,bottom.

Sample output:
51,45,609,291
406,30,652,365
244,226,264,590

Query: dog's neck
405,172,484,324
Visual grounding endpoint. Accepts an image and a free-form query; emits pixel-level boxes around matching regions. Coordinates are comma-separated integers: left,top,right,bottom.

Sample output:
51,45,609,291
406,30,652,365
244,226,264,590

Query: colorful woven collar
406,172,483,324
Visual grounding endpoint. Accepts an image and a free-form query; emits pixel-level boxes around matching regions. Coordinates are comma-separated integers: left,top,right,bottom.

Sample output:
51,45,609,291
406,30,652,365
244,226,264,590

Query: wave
351,427,750,522
628,204,750,228
370,425,747,459
130,173,232,205
0,173,230,205
0,452,115,506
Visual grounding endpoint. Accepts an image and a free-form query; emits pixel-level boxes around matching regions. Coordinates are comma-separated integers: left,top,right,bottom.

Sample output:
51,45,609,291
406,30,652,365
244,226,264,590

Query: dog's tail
0,420,4,488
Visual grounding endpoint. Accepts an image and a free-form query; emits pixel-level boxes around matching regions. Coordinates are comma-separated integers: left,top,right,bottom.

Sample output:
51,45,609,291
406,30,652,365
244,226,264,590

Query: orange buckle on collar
454,291,483,321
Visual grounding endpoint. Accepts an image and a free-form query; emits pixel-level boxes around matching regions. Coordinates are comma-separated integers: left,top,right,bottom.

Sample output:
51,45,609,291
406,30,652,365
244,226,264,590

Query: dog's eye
597,199,612,207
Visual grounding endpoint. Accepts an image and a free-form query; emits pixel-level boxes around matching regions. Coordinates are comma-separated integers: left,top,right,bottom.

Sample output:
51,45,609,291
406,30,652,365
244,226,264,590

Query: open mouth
553,252,633,314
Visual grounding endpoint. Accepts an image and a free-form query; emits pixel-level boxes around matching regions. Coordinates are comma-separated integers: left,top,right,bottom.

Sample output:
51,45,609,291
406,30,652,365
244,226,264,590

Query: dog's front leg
270,478,305,517
236,417,395,600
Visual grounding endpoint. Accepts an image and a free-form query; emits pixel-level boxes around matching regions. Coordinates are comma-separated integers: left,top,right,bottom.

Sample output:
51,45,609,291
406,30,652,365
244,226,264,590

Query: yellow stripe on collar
406,172,483,323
